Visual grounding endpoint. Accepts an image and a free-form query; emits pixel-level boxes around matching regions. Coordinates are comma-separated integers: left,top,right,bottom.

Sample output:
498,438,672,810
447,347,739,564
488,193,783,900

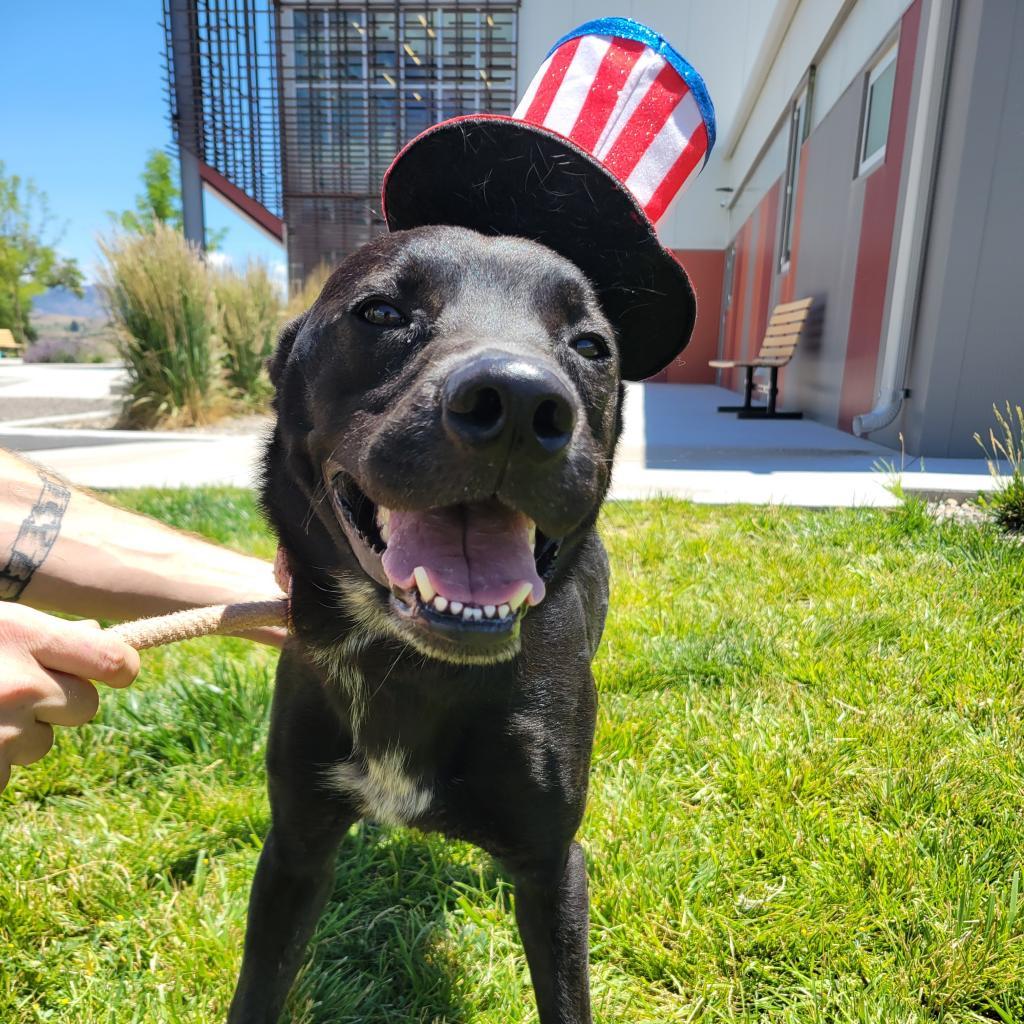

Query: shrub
24,335,113,364
215,262,281,405
23,337,79,363
99,224,220,427
975,402,1024,533
282,262,332,326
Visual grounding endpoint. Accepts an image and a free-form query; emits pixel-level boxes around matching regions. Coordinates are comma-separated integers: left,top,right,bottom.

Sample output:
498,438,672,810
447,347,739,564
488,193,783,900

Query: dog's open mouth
333,478,560,641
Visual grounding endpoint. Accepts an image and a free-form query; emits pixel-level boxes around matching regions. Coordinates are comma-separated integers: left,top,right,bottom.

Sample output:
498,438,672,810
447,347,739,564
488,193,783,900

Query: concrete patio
611,384,994,505
0,368,996,505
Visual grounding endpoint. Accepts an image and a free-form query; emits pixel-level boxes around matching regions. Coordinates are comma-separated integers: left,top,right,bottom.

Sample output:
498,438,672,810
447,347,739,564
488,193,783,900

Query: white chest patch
326,749,432,826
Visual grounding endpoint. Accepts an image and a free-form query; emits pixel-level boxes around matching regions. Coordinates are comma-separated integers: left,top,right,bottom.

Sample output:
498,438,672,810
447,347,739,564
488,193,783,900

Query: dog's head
264,226,622,663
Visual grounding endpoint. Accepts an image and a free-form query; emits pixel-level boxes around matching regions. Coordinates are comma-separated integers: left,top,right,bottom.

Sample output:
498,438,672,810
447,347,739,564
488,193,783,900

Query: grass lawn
2,490,1023,1023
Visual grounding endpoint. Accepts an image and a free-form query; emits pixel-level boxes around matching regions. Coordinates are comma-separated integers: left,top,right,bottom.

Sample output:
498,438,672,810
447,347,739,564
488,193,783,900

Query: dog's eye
358,300,406,327
570,335,609,361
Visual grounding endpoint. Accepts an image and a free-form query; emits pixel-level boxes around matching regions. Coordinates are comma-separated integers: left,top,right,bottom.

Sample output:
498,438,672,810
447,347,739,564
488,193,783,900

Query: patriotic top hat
382,17,716,381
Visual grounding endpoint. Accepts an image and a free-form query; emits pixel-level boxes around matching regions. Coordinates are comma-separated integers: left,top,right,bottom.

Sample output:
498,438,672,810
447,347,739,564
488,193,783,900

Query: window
858,41,898,176
779,79,811,271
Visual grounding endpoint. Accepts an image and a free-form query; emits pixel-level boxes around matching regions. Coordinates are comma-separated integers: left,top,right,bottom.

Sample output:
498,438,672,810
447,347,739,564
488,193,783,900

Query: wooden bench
709,297,813,420
0,328,24,359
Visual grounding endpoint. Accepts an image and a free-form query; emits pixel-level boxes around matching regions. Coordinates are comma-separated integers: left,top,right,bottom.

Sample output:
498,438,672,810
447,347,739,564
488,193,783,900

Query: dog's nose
442,354,576,461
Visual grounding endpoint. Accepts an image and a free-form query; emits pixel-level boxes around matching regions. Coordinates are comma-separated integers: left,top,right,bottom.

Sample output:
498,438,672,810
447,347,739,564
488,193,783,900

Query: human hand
0,603,140,794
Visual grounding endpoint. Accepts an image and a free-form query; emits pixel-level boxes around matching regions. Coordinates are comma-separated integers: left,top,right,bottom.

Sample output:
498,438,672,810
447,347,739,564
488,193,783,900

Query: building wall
651,250,725,385
892,0,1024,458
717,0,923,426
515,0,1022,447
726,0,914,199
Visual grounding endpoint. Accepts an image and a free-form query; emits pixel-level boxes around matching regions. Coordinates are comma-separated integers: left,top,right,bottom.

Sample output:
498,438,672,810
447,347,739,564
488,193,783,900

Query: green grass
2,492,1024,1022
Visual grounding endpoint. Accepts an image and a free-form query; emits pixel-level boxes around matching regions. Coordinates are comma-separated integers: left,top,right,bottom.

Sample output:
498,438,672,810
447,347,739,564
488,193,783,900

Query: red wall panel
653,249,726,384
715,181,781,392
750,182,781,362
837,0,921,431
721,215,753,390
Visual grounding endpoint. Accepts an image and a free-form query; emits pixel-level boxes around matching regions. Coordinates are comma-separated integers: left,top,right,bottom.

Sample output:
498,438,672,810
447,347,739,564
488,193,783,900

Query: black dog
228,225,623,1024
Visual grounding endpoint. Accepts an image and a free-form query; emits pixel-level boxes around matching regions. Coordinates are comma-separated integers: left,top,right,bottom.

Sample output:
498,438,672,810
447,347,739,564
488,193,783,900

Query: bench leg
718,366,755,413
736,367,804,419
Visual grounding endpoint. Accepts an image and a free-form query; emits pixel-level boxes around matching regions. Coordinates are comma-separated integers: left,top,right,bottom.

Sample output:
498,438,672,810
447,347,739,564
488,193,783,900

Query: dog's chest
309,638,436,826
326,749,432,826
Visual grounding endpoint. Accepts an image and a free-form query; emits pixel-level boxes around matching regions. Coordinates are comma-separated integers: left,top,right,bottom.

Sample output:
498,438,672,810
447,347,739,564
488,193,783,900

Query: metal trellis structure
164,0,520,287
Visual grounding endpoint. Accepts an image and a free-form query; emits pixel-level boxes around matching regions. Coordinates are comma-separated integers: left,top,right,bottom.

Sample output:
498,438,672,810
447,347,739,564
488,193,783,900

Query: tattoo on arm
0,470,71,601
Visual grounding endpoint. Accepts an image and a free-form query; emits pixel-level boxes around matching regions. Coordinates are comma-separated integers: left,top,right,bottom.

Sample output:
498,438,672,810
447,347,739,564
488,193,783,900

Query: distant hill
32,285,104,319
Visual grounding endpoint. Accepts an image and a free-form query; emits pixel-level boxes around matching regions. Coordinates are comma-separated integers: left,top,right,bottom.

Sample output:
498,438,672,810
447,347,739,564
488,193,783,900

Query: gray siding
788,81,869,426
895,0,1024,457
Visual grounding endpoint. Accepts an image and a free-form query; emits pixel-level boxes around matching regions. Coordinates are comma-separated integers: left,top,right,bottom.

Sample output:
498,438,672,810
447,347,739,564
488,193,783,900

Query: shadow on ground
286,824,503,1023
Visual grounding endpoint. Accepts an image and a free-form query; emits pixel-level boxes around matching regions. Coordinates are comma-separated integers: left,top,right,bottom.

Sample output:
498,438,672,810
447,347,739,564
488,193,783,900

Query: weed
975,402,1024,533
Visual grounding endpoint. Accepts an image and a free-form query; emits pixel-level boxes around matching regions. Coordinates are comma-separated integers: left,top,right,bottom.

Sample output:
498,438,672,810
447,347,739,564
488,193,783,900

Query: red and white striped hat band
514,18,716,226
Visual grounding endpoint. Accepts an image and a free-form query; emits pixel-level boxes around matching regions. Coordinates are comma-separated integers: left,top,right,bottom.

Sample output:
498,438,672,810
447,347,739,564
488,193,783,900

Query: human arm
0,447,286,793
0,448,285,641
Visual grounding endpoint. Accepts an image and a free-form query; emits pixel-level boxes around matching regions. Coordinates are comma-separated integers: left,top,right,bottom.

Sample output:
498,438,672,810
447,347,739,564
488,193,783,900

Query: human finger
6,720,54,767
32,670,100,728
29,622,140,688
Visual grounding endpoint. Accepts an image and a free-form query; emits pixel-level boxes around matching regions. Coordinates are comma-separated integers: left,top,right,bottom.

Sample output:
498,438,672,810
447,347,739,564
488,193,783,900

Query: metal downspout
852,0,959,436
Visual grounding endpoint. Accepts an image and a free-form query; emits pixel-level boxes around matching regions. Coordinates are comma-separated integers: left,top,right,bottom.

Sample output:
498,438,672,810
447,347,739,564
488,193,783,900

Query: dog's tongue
381,499,544,607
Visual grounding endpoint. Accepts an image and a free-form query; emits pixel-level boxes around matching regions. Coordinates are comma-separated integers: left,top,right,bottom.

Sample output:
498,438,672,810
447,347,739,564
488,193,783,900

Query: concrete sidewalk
1,383,995,505
0,360,123,427
610,384,994,505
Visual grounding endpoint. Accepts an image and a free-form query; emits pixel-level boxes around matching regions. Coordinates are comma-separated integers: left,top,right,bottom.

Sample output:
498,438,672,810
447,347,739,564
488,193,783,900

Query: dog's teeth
527,521,536,547
498,603,511,618
462,606,474,621
483,604,496,618
433,595,448,613
413,566,435,603
472,607,483,620
449,601,464,615
508,582,533,611
377,507,391,543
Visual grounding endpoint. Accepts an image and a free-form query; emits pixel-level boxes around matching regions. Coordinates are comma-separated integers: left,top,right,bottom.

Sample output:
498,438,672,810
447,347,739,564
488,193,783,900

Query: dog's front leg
227,807,355,1024
509,841,592,1024
229,651,358,1023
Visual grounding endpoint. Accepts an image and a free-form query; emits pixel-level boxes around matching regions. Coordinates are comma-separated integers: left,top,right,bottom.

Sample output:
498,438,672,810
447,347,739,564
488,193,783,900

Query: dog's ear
267,311,310,388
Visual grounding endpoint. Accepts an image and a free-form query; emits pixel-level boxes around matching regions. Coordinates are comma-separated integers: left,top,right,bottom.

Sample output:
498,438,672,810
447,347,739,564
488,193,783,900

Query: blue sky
0,0,284,283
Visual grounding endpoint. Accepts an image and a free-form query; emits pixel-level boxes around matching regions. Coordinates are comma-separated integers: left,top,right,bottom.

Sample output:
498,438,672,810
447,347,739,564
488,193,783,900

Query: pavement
0,360,995,505
610,384,995,506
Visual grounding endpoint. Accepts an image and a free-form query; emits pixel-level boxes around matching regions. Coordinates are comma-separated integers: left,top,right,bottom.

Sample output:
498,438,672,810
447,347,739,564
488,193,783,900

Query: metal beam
168,0,207,248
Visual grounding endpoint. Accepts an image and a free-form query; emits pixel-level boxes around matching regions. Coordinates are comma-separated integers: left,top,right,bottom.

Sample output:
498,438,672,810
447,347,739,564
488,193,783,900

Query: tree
111,150,226,250
111,150,183,235
0,163,83,345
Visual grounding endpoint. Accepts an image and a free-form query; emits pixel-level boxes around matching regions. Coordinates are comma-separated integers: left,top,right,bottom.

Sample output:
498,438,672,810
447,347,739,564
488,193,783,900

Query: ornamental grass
100,224,221,427
215,262,279,405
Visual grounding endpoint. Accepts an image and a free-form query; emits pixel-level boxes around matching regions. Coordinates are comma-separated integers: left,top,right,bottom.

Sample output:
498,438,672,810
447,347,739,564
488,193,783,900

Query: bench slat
772,297,813,314
709,298,813,381
755,355,796,366
768,309,812,327
765,323,807,338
